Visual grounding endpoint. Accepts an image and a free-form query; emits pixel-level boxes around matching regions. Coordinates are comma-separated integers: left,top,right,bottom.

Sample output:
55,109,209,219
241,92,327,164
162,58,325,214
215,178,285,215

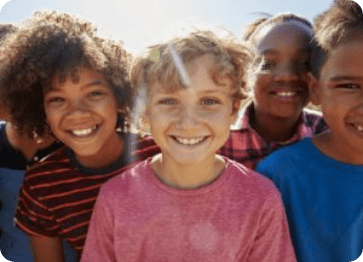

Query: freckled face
311,40,363,163
145,55,237,166
44,68,121,167
252,20,313,120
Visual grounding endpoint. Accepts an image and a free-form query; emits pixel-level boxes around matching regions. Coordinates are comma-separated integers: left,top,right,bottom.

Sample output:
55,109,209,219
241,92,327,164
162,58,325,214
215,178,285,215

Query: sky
0,0,355,53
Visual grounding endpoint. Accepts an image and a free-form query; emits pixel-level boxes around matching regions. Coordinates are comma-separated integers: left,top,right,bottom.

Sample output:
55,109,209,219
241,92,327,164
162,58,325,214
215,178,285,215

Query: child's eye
336,83,360,89
46,97,65,105
159,98,176,105
201,98,220,106
260,61,276,70
298,61,310,70
88,91,105,98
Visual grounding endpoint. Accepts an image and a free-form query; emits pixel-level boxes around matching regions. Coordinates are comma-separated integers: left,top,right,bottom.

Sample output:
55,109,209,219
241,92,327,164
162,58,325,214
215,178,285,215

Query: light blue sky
0,0,334,53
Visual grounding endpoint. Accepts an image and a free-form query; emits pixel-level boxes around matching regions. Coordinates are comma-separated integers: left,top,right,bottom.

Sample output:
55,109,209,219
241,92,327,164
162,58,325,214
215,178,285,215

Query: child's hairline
311,33,363,79
246,14,313,47
142,55,241,100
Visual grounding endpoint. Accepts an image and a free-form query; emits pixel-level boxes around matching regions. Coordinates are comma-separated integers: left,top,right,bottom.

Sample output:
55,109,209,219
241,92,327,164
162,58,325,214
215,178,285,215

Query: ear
307,72,321,106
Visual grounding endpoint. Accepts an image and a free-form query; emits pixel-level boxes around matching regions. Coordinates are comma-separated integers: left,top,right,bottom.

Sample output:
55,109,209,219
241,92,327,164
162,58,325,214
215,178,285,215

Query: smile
275,91,296,97
172,136,208,145
68,125,99,137
352,124,363,133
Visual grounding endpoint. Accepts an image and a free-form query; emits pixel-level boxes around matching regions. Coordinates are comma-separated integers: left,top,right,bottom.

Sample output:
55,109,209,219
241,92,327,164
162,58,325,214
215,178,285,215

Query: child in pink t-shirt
81,30,296,262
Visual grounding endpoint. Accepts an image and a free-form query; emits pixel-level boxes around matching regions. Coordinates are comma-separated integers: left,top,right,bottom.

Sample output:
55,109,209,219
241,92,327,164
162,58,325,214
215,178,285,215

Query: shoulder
24,146,70,179
256,138,312,181
263,138,310,163
99,159,152,201
225,159,282,201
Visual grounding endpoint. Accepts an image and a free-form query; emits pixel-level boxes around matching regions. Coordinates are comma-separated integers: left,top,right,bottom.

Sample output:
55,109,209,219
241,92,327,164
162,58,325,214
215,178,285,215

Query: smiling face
44,67,123,167
145,55,237,166
252,20,312,120
309,40,363,164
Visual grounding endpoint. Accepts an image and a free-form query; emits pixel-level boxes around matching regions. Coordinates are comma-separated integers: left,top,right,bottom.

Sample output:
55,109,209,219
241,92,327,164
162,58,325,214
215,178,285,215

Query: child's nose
274,62,300,82
66,99,90,116
177,106,199,128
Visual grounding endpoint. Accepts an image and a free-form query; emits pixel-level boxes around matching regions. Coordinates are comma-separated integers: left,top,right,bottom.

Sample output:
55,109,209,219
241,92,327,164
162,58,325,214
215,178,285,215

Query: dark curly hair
0,24,17,42
131,29,252,115
311,0,363,77
0,10,133,138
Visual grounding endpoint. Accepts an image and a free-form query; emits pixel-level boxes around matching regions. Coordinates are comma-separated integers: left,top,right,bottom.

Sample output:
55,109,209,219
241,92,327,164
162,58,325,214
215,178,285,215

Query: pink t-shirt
81,157,296,262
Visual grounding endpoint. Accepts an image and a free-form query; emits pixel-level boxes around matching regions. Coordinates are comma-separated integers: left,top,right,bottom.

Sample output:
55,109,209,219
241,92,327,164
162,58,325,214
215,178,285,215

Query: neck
152,154,225,189
76,133,124,168
250,108,300,142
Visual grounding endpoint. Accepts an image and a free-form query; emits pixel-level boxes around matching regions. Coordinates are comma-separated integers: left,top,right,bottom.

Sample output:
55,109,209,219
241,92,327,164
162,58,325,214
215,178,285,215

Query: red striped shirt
14,133,159,258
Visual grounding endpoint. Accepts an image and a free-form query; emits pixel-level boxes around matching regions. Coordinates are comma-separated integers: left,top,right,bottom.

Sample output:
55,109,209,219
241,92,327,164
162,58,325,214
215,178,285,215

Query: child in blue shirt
256,1,363,261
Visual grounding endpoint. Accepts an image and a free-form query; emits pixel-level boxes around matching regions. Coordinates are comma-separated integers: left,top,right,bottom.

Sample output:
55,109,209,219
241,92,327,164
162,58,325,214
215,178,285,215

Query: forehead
50,67,107,91
320,40,363,80
255,20,313,55
150,55,232,95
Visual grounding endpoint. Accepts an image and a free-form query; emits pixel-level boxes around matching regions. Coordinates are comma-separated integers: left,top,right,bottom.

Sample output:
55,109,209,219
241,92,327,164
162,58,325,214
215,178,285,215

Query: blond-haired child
82,30,296,262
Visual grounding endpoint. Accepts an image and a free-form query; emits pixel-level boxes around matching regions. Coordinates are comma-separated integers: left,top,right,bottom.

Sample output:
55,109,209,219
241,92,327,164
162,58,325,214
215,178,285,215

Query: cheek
44,107,60,127
252,74,269,96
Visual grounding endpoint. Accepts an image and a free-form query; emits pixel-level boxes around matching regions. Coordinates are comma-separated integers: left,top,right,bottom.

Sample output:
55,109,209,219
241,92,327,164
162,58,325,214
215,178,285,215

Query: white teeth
175,136,205,145
355,125,363,132
71,126,96,136
277,92,295,97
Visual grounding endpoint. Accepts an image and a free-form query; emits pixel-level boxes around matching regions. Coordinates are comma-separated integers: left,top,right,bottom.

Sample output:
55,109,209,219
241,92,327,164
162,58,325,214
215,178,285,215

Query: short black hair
243,12,312,45
311,0,363,77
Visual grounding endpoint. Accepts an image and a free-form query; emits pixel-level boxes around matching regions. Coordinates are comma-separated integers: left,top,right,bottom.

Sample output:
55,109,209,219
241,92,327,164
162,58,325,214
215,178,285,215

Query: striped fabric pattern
14,133,159,257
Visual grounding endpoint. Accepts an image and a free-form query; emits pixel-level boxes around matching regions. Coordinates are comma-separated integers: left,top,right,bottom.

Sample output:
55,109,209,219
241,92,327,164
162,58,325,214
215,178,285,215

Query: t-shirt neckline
145,156,231,197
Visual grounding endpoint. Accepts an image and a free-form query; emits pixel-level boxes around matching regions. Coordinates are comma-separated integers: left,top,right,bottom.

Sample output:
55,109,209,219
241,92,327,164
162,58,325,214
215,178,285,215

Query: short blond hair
131,29,252,110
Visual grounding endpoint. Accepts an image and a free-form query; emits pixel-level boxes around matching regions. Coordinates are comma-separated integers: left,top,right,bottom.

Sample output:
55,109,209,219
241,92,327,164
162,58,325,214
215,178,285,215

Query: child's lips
66,124,100,138
349,123,363,133
170,135,209,146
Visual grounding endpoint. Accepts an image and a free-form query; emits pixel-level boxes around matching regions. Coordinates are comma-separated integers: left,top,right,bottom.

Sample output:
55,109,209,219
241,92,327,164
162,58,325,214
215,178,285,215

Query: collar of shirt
231,101,313,147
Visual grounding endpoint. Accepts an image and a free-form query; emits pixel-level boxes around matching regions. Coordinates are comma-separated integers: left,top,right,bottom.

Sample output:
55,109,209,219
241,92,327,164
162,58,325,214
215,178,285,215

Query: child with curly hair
257,0,363,261
218,13,328,170
0,10,157,262
81,30,297,262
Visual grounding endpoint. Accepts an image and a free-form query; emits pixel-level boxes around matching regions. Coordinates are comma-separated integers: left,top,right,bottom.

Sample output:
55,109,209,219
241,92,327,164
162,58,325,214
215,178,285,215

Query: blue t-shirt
256,138,363,262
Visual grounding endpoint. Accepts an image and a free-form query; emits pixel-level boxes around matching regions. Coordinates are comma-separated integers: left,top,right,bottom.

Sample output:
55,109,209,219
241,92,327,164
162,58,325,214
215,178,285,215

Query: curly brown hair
0,10,133,137
131,29,252,114
0,24,17,42
311,0,363,77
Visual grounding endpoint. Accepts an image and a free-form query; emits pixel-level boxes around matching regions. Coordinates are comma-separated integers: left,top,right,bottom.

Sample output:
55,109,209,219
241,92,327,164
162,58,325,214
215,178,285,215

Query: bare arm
30,236,65,262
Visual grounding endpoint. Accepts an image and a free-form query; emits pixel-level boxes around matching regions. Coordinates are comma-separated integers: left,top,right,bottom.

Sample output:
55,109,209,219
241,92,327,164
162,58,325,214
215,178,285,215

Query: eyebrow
260,48,311,56
329,75,363,82
48,79,109,92
198,89,229,95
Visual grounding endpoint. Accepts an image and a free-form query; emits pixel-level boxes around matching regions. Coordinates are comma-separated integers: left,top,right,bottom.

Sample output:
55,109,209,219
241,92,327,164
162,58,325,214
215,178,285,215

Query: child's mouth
273,91,296,97
351,123,363,133
171,136,208,145
67,124,99,138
